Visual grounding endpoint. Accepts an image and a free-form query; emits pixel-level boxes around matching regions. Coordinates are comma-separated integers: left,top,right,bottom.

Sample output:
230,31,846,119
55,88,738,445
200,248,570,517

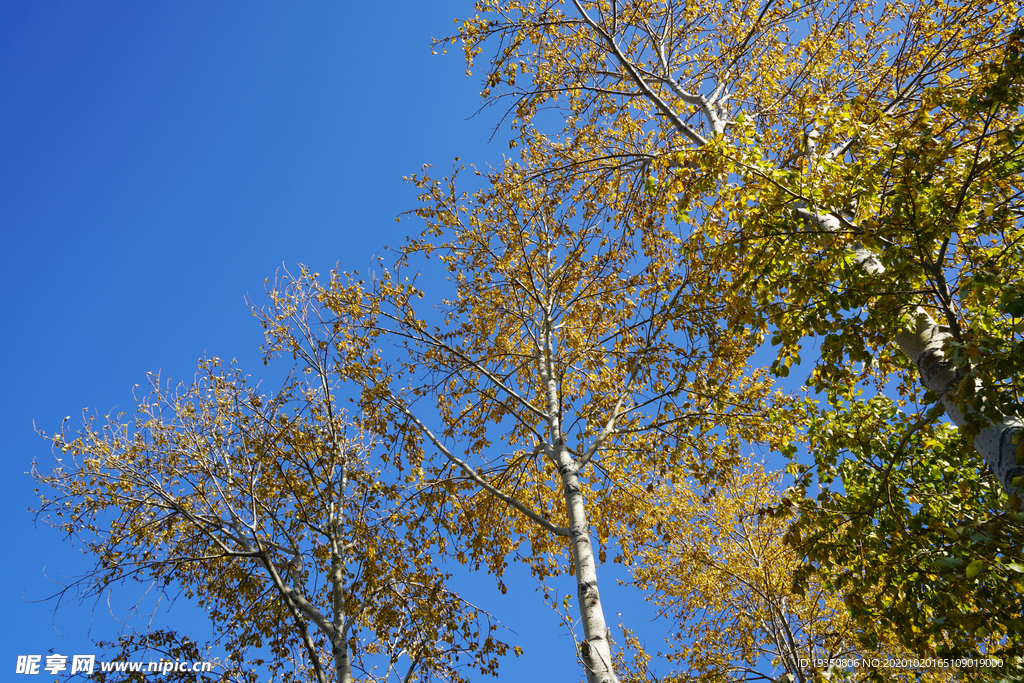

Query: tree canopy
454,0,1022,490
257,152,792,682
35,297,512,683
33,1,1024,681
450,0,1024,675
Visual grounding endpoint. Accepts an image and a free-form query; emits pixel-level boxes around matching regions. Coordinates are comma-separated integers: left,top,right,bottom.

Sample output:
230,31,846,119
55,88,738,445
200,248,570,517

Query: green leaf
966,559,985,579
1004,298,1024,317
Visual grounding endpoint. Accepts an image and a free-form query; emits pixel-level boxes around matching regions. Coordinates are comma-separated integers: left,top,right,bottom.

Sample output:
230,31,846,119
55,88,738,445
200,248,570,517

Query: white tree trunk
561,0,1022,495
332,639,353,683
797,208,1023,494
554,443,620,683
896,310,1024,495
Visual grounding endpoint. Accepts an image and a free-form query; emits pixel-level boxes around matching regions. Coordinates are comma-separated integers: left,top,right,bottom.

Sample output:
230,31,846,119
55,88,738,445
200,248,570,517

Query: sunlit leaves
786,396,1024,677
627,463,953,682
453,2,1024,679
34,355,511,683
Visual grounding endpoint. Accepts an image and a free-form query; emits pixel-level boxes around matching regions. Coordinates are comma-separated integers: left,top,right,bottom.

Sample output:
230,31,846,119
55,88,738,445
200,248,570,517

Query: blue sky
1,2,664,680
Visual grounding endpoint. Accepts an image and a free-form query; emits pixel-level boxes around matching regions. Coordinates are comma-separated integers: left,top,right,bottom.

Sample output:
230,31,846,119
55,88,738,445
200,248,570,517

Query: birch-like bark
555,443,619,683
330,551,354,683
895,311,1024,494
565,3,1023,494
794,207,1024,494
535,262,620,683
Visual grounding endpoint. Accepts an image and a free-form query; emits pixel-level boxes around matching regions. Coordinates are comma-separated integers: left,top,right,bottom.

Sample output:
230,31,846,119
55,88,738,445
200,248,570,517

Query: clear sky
1,2,660,680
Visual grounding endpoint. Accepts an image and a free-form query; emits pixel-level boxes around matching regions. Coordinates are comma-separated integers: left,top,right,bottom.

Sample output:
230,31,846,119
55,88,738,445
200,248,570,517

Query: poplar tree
260,156,793,683
453,0,1023,491
34,295,511,683
34,2,1024,680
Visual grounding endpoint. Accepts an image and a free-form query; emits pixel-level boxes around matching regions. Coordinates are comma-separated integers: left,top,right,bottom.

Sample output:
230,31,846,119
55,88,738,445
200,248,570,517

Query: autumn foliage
32,1,1024,682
